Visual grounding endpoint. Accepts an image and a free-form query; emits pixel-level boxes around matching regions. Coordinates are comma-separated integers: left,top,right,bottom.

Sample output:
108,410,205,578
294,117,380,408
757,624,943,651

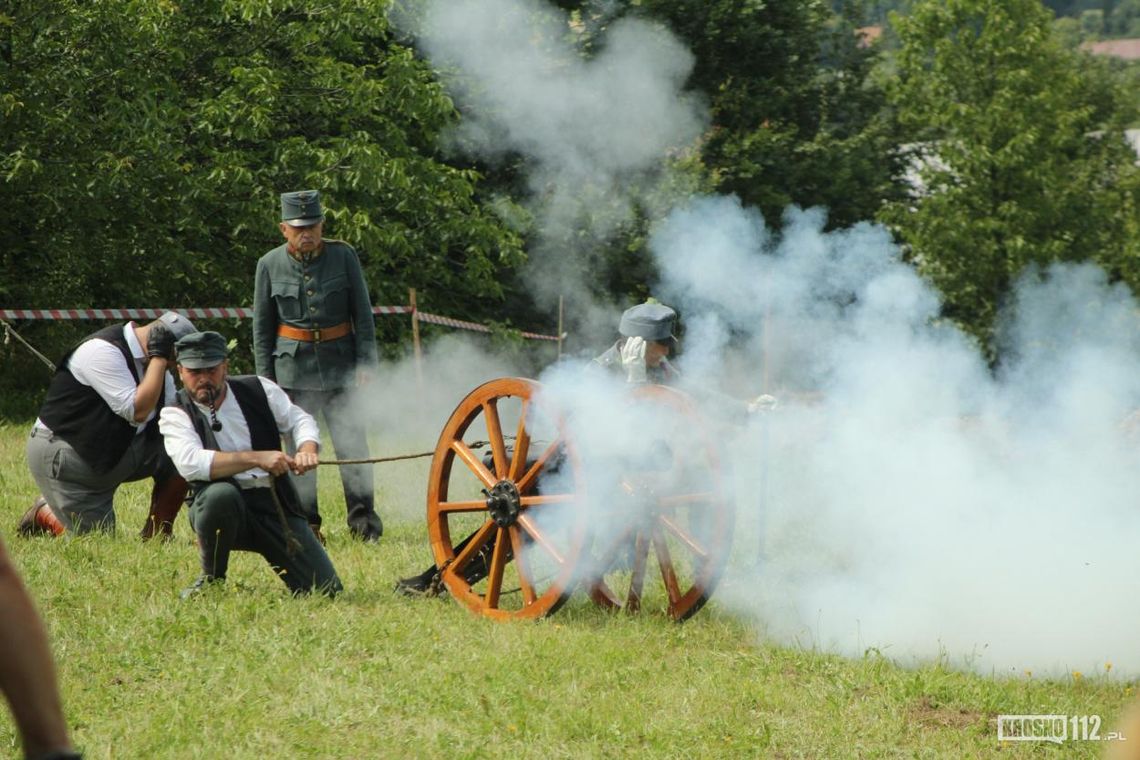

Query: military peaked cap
619,302,678,343
281,190,325,227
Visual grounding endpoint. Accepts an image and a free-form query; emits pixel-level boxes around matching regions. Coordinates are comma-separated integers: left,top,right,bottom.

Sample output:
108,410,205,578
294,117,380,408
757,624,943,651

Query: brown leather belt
277,321,352,343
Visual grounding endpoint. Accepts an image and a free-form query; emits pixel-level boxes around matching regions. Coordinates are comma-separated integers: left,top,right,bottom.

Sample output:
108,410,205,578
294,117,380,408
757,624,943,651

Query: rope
267,474,304,558
319,452,434,465
318,440,492,466
0,318,56,372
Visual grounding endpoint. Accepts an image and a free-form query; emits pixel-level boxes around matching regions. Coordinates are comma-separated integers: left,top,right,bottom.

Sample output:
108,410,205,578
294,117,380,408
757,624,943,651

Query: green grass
0,420,1134,759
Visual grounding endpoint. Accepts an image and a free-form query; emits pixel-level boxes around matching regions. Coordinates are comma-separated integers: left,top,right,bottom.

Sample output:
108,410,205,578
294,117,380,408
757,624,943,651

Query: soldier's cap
280,189,325,227
619,302,678,344
158,311,198,341
175,331,229,369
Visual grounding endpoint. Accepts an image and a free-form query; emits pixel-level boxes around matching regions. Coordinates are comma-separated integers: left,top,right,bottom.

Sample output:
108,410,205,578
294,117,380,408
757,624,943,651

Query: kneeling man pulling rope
160,331,342,599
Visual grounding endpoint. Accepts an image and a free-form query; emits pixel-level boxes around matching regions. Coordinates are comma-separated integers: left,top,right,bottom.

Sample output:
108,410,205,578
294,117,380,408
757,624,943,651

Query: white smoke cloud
345,333,535,521
655,196,1140,677
395,0,707,306
390,0,1140,677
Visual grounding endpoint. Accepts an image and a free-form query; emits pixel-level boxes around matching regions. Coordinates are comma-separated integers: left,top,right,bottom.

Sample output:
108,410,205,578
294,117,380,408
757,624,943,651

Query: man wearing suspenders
21,312,196,538
160,331,342,599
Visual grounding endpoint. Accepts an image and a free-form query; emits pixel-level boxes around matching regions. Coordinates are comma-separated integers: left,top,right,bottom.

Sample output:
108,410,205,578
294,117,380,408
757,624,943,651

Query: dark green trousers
188,481,342,596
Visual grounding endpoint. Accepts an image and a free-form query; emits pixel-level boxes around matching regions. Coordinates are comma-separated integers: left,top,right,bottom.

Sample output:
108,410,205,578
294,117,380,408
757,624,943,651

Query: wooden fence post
557,295,564,359
409,288,423,394
757,301,771,564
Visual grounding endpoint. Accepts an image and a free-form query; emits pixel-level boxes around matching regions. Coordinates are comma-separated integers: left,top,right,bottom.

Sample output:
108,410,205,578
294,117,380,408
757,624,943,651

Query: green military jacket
252,239,378,391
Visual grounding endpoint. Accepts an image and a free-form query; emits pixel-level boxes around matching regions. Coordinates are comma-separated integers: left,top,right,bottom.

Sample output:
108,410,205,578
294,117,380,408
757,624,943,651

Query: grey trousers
188,481,342,596
285,387,378,532
25,425,173,534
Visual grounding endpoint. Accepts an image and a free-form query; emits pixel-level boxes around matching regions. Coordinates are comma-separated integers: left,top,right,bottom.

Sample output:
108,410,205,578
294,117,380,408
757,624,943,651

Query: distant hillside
833,0,1140,35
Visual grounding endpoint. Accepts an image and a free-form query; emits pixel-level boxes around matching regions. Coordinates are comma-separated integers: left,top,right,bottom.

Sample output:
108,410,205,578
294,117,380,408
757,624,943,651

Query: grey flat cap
619,303,677,343
175,331,229,369
158,311,198,341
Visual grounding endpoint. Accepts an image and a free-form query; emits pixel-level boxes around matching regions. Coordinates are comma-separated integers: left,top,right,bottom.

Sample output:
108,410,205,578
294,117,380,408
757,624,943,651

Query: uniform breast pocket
323,273,350,318
271,278,305,321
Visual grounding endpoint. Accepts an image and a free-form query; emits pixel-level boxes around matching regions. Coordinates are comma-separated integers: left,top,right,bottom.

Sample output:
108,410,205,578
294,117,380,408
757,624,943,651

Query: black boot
394,567,440,597
347,502,382,542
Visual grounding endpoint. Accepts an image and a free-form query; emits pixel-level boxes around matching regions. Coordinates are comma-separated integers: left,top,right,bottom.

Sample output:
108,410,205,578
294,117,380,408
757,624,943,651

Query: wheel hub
484,480,521,527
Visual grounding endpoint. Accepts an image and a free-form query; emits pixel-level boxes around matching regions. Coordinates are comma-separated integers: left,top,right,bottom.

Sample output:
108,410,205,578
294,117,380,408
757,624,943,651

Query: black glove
146,324,176,360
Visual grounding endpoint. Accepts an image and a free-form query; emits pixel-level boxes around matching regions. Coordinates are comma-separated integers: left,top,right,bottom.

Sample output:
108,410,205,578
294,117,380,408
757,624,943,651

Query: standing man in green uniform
252,190,383,542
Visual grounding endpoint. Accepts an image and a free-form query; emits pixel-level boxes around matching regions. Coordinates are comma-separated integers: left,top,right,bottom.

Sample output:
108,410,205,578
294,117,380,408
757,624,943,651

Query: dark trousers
188,482,342,596
285,387,380,535
27,425,180,534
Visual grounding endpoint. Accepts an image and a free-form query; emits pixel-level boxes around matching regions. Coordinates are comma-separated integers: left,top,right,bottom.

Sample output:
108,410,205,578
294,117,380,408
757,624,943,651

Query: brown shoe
17,496,65,537
139,475,188,541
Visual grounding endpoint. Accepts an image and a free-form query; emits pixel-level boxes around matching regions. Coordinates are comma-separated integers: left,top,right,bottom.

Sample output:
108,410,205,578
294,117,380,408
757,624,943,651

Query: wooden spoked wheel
426,377,587,620
587,385,733,622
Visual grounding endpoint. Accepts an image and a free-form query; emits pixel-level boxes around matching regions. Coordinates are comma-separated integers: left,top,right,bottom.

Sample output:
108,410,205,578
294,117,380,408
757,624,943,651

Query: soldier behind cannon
394,302,681,596
591,302,679,384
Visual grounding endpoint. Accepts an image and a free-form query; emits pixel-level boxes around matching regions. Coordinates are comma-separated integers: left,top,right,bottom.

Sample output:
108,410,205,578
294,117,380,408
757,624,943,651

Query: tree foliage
6,0,1140,408
530,0,908,313
629,0,907,231
881,0,1140,351
0,0,525,381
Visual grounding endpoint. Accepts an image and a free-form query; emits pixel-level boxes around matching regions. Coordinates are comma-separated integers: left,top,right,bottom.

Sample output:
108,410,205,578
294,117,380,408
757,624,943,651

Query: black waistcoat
38,324,163,474
175,376,304,516
175,376,277,452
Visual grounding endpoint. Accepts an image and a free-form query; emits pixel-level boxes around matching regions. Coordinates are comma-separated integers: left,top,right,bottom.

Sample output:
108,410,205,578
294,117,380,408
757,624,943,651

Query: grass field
0,419,1134,759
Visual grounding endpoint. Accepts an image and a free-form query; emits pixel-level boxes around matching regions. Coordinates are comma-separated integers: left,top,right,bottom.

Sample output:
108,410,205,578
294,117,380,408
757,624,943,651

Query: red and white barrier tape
416,311,490,333
414,312,558,342
518,330,559,342
0,307,559,341
0,307,411,320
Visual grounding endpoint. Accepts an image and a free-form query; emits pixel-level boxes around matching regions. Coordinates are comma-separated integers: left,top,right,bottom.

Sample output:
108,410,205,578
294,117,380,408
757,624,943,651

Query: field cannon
423,376,735,621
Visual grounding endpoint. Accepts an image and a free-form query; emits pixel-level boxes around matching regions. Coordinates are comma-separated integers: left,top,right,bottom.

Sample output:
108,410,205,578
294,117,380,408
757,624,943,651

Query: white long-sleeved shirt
159,376,320,483
36,323,176,434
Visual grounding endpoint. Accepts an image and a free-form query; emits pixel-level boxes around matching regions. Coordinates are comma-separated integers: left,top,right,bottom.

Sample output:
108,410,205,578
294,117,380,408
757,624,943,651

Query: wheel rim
427,377,587,620
586,385,734,621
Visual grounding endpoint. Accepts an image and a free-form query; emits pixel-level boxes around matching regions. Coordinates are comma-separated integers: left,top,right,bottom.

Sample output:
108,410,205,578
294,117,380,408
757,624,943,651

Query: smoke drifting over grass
391,0,1140,675
351,333,532,447
659,196,1140,677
